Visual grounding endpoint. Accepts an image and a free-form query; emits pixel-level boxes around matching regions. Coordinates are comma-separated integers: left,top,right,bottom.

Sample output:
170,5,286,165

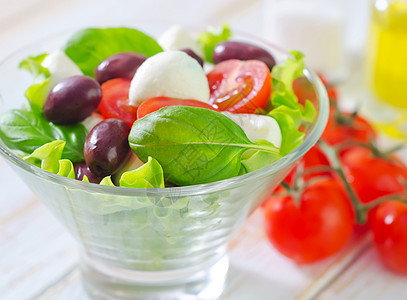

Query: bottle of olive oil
364,0,407,139
366,0,407,108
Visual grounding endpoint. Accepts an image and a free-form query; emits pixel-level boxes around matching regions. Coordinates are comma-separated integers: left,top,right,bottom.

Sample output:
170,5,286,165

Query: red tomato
371,200,407,274
341,147,407,221
284,144,331,184
293,74,338,106
263,178,354,264
207,59,271,114
321,111,376,148
137,96,218,119
99,78,138,127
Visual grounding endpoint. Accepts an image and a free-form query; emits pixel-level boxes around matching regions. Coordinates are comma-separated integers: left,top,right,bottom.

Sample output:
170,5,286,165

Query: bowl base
80,251,229,300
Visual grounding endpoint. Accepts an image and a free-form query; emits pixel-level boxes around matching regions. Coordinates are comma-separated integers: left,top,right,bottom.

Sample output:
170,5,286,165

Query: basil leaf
119,156,165,188
198,24,231,63
64,27,163,77
128,106,279,186
0,109,87,162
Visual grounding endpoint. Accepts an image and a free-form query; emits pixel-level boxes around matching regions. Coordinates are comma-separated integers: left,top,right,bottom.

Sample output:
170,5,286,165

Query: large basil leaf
128,106,279,186
64,27,163,77
0,109,87,162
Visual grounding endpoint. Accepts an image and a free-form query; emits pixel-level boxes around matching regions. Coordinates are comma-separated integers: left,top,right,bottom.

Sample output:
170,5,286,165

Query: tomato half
207,59,271,114
137,96,218,119
99,78,138,127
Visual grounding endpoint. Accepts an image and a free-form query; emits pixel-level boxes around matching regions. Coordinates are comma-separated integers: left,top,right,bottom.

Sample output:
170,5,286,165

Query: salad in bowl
0,24,328,300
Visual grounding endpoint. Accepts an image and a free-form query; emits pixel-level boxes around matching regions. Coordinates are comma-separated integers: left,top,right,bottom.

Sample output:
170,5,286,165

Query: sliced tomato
137,96,218,119
207,59,271,114
99,78,138,127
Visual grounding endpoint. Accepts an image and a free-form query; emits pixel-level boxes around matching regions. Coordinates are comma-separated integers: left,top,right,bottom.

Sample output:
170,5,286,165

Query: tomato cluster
263,79,407,274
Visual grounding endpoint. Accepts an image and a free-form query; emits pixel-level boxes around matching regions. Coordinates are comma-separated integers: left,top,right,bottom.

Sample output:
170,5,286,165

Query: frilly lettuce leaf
268,51,316,155
57,159,75,179
19,54,51,109
100,176,115,186
119,156,165,188
198,24,231,63
23,140,75,179
268,108,305,156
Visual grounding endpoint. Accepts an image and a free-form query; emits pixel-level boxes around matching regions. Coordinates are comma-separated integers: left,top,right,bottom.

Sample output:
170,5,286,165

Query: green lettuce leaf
63,27,163,77
268,109,305,156
23,140,65,173
198,24,231,63
268,51,316,155
23,140,75,179
57,159,75,179
100,176,115,186
19,54,51,109
119,156,165,188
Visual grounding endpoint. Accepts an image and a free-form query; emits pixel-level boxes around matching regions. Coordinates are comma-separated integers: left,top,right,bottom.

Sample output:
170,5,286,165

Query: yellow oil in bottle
366,0,407,108
363,0,407,140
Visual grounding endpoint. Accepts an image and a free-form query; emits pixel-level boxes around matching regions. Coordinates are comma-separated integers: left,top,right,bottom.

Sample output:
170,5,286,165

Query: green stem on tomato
359,193,407,212
318,140,367,224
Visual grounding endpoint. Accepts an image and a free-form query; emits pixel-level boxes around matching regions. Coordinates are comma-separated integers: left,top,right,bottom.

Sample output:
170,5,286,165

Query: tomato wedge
137,96,218,119
207,59,271,114
99,78,138,127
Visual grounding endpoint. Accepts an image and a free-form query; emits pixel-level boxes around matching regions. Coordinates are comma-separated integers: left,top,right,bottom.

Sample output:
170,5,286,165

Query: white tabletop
1,1,406,299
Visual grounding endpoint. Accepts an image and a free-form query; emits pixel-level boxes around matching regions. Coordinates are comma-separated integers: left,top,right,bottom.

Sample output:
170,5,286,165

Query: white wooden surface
0,1,406,299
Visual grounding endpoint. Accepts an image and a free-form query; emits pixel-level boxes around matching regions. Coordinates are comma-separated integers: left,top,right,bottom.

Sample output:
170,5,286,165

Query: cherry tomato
341,147,407,221
263,178,354,264
293,74,338,106
321,111,376,148
207,59,271,114
284,144,331,184
99,78,138,127
371,200,407,274
137,96,218,119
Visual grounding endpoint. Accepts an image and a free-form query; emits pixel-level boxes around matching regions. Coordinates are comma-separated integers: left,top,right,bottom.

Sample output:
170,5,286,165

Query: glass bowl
0,25,329,300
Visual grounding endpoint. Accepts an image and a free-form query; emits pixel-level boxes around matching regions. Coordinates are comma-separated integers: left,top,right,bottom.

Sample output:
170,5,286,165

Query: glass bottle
365,0,407,109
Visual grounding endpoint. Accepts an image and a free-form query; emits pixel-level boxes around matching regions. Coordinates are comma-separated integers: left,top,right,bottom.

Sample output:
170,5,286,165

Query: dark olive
94,52,147,84
74,162,103,184
84,118,131,177
181,48,204,67
43,75,102,125
213,41,276,70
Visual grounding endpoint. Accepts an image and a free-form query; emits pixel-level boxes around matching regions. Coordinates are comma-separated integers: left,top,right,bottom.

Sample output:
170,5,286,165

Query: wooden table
1,0,406,299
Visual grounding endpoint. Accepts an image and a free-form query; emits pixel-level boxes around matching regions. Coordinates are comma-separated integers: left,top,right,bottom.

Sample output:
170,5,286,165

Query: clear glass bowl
0,26,329,300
